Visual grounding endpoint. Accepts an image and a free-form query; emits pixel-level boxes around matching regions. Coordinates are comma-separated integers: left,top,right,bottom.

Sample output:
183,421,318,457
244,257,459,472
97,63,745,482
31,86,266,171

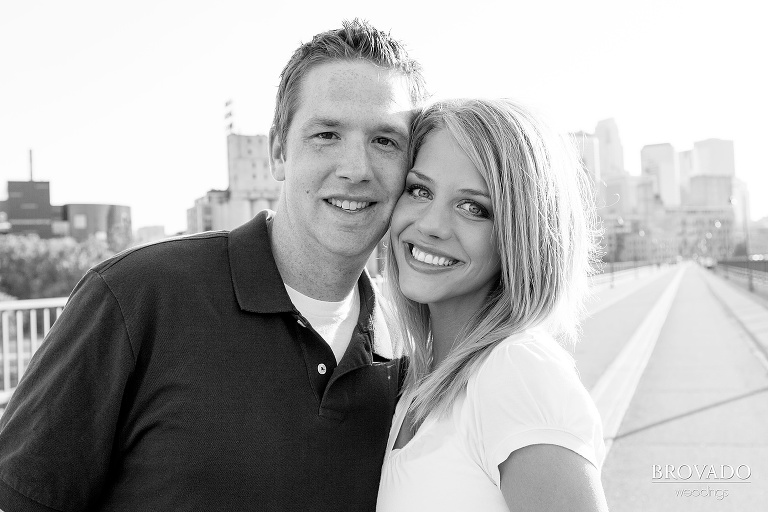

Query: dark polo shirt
0,211,402,512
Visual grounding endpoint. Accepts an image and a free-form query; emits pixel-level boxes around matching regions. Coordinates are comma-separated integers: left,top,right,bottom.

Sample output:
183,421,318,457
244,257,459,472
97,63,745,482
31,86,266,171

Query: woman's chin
398,280,436,306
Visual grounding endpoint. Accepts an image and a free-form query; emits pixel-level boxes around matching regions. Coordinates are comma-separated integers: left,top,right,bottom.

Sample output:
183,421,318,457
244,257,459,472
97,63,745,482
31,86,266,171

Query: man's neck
269,214,370,302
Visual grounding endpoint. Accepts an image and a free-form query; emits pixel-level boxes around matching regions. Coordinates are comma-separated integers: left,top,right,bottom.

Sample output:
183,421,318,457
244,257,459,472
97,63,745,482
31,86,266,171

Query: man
0,20,426,511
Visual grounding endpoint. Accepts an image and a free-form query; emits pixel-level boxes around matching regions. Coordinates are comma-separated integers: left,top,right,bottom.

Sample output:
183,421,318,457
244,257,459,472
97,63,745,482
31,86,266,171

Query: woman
377,99,609,511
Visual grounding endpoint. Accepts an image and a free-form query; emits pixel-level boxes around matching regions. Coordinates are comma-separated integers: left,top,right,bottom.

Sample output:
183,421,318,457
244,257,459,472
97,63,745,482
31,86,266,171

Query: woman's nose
415,202,452,240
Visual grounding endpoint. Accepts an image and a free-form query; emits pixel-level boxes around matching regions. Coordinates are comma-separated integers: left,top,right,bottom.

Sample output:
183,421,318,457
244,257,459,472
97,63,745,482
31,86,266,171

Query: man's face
271,60,414,262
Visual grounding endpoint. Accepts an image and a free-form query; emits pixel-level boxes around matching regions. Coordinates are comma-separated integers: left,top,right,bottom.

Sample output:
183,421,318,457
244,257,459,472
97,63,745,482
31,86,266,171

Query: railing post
0,297,69,403
43,309,51,337
16,311,25,383
30,309,38,353
2,312,10,394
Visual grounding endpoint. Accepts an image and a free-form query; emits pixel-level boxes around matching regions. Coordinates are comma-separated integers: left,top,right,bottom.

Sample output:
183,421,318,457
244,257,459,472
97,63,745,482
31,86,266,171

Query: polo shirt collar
228,210,294,313
228,210,398,359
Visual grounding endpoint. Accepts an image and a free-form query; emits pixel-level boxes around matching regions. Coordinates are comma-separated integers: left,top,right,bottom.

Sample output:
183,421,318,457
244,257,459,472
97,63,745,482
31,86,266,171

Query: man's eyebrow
304,117,341,128
376,123,409,140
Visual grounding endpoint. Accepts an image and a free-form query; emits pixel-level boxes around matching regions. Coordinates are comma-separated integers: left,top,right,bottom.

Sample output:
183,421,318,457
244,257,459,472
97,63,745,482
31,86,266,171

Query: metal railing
589,261,661,288
715,260,768,291
0,297,68,406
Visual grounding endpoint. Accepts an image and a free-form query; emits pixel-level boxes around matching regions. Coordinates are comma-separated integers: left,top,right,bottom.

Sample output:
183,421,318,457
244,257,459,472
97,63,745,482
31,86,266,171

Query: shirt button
317,363,327,375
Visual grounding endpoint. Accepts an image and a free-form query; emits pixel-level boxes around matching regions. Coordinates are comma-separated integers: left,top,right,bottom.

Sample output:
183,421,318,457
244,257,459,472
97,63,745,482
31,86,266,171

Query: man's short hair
270,19,428,150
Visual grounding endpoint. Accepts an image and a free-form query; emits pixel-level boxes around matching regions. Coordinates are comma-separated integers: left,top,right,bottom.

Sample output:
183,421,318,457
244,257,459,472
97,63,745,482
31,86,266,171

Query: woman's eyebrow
408,169,433,183
409,170,490,198
458,188,491,199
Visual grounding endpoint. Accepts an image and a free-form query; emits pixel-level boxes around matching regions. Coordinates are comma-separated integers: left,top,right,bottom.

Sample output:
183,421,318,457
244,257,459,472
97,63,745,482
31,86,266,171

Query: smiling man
0,20,426,512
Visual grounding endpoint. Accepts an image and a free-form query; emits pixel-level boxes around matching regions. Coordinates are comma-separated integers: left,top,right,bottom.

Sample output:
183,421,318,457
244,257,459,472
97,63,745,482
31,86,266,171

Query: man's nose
335,141,374,183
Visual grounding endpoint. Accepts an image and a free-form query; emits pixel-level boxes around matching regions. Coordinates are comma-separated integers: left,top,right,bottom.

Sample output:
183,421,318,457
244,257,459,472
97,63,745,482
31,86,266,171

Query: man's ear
269,126,286,182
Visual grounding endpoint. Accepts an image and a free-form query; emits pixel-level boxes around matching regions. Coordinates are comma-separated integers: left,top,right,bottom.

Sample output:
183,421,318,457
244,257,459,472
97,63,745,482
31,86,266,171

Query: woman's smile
391,128,500,309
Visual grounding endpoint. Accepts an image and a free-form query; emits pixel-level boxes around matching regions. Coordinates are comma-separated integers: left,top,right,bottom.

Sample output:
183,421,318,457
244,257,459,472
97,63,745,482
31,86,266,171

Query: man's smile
325,197,375,212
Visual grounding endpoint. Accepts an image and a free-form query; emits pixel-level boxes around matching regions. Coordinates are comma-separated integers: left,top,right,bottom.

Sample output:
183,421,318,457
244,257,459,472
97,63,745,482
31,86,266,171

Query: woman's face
391,129,501,311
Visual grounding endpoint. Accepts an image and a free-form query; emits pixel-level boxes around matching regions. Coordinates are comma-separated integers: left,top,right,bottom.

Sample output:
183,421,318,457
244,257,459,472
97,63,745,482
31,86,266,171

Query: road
579,263,768,511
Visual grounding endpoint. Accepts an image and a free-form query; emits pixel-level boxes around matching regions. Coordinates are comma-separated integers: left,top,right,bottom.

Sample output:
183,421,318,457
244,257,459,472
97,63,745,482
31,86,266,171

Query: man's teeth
411,246,457,267
328,198,370,211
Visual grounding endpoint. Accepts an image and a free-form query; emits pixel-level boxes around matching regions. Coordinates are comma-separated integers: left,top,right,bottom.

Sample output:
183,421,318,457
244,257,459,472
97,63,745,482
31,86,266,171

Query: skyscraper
227,134,281,226
595,118,625,177
571,131,601,182
641,143,681,207
693,139,735,177
678,149,694,204
187,134,282,234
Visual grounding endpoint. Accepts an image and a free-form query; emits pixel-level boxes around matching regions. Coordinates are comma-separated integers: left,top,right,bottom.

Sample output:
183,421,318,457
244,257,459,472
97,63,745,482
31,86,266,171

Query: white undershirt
284,283,360,363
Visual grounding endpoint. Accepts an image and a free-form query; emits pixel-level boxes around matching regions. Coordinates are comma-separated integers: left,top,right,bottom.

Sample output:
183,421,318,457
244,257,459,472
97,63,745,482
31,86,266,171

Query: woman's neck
428,295,486,368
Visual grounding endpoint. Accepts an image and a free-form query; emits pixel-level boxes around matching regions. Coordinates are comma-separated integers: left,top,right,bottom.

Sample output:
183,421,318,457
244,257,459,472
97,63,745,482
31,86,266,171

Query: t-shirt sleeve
466,333,605,487
0,270,136,512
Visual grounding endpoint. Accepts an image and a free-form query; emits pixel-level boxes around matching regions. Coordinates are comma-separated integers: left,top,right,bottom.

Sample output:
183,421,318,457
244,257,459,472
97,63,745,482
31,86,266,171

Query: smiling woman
378,98,608,512
391,128,501,314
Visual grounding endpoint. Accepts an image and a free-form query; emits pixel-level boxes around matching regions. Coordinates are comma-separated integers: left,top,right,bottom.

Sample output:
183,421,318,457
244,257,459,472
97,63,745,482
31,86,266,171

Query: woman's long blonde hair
384,98,601,425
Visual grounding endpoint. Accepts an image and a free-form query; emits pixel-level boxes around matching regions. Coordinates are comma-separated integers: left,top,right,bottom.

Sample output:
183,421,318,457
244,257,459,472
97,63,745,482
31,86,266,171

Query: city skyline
2,0,766,233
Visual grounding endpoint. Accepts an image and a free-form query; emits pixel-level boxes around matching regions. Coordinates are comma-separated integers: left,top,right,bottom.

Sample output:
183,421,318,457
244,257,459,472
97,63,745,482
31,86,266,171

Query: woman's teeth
328,198,370,211
411,245,457,267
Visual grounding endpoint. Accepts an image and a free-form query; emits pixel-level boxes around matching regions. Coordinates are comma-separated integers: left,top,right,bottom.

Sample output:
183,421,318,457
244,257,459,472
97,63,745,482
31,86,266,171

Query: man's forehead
299,60,414,110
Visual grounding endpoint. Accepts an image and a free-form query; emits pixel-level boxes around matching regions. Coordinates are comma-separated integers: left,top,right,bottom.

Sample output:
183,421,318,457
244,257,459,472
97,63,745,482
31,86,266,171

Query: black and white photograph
1,1,767,510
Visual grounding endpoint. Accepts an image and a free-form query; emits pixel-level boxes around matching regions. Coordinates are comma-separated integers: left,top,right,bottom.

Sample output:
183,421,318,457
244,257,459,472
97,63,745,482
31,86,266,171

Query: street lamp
611,216,624,288
730,196,754,292
714,220,728,279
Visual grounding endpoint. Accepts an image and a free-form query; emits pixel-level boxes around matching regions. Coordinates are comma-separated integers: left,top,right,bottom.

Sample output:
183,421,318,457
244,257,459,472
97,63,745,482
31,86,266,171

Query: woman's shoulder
465,328,599,439
464,329,605,473
471,329,577,390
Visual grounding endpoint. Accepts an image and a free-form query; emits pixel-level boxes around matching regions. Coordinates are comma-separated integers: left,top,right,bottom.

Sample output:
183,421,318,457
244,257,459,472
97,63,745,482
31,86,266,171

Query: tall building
134,225,166,246
571,131,604,208
731,177,750,238
641,143,680,207
667,205,734,259
571,131,601,182
693,139,735,177
594,118,625,177
678,149,694,204
2,181,53,237
62,203,133,251
187,134,282,234
227,134,281,226
689,176,732,208
0,180,133,250
602,173,656,218
186,190,230,233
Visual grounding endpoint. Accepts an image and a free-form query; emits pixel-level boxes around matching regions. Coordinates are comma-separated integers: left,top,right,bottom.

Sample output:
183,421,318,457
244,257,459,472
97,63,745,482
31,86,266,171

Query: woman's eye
407,185,431,199
316,132,337,140
458,202,488,217
374,137,394,147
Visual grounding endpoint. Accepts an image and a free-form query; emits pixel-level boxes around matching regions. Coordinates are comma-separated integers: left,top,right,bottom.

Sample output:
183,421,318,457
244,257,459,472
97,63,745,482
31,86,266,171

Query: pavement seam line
701,270,768,373
590,265,687,457
587,266,677,317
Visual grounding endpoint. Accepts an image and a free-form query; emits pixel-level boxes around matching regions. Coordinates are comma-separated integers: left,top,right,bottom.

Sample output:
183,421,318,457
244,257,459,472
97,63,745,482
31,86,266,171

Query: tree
0,235,115,300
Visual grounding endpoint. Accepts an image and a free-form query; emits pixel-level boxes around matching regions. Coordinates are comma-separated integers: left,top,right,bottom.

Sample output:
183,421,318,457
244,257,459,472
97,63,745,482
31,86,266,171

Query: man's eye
374,137,395,147
458,202,488,217
316,132,337,140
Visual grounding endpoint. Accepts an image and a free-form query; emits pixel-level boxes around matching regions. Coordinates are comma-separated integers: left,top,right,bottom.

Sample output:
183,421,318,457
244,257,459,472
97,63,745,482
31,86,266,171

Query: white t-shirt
284,283,360,363
376,330,605,511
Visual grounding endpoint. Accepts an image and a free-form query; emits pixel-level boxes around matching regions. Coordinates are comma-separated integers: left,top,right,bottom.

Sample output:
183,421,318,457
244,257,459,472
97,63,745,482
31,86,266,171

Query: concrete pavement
578,264,768,511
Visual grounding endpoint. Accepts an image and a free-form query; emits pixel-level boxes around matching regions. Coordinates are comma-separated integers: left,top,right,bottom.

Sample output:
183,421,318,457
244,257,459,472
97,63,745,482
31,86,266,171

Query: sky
2,0,766,234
